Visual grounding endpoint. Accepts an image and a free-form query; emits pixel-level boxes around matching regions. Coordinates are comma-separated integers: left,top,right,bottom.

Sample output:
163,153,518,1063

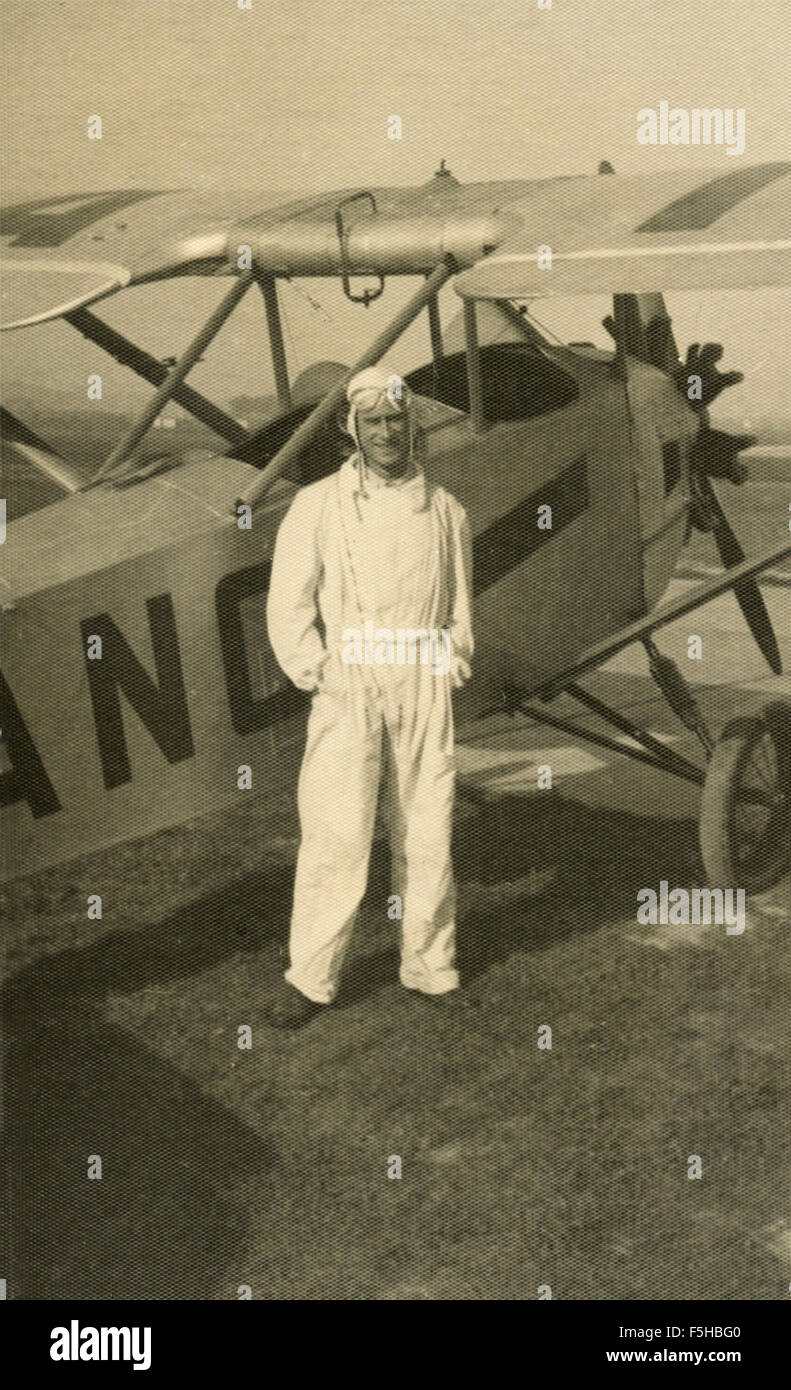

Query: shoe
407,986,463,1007
269,983,328,1029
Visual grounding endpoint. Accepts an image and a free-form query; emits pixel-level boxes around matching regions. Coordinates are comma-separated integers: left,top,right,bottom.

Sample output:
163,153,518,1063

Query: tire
699,701,791,894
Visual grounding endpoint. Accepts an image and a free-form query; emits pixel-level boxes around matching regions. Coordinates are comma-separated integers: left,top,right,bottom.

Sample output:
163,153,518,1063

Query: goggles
347,376,409,413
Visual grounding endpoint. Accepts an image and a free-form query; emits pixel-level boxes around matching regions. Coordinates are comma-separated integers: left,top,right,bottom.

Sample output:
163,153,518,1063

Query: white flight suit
266,452,474,1003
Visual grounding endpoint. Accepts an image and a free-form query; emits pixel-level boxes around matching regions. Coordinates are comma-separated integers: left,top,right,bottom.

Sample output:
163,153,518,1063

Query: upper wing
0,188,320,329
455,162,791,298
1,257,134,329
4,163,791,330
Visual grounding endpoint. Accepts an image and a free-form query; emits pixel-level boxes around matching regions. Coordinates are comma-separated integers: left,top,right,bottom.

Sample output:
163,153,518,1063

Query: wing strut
463,298,486,433
426,273,444,367
0,407,83,494
0,406,61,457
64,306,253,450
84,270,256,487
257,273,292,411
236,258,454,513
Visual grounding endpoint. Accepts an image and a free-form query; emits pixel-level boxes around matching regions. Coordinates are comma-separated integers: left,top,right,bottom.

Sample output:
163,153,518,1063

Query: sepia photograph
1,0,789,1346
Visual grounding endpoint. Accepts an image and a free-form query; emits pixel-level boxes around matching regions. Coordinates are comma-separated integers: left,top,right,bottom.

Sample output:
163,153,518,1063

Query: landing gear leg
643,641,791,890
642,637,714,756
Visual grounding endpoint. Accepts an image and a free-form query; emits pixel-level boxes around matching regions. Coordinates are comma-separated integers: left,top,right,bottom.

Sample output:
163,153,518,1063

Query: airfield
2,447,790,1301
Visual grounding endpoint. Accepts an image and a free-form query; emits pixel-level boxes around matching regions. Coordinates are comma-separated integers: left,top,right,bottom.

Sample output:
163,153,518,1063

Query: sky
2,0,790,429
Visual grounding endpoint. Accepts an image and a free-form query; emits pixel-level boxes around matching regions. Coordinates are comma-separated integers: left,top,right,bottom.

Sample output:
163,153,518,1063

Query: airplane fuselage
0,339,699,880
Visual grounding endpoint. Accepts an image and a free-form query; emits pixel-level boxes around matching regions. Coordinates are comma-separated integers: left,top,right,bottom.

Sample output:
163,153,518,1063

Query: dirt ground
2,471,790,1301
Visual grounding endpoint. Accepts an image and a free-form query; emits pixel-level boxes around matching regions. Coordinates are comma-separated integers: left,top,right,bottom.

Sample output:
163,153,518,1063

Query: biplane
2,160,790,890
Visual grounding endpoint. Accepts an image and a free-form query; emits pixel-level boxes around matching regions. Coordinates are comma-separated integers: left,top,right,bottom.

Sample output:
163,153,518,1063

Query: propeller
596,162,782,673
603,305,781,673
689,442,782,675
673,342,781,673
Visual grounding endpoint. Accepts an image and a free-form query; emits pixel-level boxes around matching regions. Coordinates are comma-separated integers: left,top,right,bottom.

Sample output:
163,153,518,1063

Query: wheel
699,701,791,894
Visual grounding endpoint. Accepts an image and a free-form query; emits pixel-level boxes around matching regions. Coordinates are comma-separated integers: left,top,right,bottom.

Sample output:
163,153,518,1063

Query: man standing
266,364,473,1026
